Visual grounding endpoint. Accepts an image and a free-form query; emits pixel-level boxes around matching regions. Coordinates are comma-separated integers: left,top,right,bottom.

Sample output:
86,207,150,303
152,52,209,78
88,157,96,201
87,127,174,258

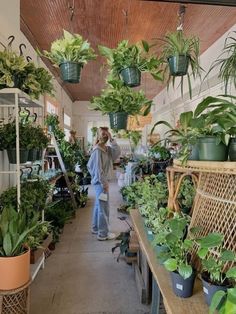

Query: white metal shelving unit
0,88,45,279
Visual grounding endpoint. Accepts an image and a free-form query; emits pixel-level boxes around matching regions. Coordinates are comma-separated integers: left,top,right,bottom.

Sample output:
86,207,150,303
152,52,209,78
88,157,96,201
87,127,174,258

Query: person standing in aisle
87,127,121,241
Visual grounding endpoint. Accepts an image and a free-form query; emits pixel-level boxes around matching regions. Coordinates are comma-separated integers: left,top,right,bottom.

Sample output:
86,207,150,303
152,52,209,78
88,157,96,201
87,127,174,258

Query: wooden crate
30,233,53,264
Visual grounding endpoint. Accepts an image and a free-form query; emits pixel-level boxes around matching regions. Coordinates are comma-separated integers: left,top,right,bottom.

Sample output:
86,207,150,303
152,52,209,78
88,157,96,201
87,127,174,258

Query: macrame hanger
122,9,129,39
68,0,75,33
176,5,186,32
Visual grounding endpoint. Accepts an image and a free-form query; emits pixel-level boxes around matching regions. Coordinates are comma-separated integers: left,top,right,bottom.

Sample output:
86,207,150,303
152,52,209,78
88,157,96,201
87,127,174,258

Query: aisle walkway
30,182,150,314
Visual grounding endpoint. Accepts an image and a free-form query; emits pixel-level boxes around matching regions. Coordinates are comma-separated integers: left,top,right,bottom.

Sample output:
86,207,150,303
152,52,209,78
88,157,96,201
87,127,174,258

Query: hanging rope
68,0,75,32
176,5,186,32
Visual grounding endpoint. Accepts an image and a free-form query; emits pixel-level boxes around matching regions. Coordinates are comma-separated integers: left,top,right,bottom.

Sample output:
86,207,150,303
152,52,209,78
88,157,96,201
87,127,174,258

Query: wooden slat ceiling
20,0,236,101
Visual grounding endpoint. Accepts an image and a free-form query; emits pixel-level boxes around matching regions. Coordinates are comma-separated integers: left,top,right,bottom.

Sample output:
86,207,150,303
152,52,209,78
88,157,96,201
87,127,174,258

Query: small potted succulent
197,232,236,306
98,40,163,87
90,80,152,130
41,30,96,83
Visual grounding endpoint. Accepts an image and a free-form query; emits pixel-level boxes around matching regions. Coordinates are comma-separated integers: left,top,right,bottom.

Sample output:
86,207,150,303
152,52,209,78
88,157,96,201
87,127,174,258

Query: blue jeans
92,184,109,237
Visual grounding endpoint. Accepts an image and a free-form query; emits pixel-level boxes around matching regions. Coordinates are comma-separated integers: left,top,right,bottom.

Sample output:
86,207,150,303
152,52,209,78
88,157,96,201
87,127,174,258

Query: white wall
149,24,236,138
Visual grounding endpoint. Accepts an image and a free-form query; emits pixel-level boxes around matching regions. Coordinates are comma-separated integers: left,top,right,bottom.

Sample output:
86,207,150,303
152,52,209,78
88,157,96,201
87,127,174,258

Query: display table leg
151,276,161,314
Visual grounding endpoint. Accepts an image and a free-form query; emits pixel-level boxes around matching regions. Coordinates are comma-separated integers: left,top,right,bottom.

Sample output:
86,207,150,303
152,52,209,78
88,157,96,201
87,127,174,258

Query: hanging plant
40,30,96,83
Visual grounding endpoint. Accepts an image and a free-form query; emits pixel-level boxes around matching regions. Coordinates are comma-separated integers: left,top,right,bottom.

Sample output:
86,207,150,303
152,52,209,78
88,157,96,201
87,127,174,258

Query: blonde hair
95,127,109,145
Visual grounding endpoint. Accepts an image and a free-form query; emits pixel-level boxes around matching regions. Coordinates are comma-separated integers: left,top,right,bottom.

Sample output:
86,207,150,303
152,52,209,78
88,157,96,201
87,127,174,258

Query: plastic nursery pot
201,276,228,306
170,271,196,298
7,148,29,164
151,159,171,174
28,148,38,162
36,149,43,160
188,144,199,161
144,226,154,242
167,55,190,76
59,62,82,83
154,244,169,265
119,67,141,87
198,136,228,161
109,112,128,130
228,137,236,161
0,248,30,290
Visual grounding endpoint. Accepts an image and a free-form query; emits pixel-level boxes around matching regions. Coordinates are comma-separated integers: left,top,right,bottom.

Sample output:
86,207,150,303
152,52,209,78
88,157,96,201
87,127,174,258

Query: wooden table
130,210,208,314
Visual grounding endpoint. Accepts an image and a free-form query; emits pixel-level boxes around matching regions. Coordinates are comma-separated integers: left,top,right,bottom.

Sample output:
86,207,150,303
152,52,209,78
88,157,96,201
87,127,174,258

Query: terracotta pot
0,248,30,290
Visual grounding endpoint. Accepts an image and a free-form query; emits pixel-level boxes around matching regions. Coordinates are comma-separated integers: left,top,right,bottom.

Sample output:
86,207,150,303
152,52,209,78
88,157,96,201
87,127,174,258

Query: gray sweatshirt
87,140,121,187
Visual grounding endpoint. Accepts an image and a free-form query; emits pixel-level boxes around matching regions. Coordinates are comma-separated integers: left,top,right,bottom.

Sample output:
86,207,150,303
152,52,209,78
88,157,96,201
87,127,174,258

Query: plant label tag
203,287,209,295
176,284,183,291
148,230,153,235
99,193,108,202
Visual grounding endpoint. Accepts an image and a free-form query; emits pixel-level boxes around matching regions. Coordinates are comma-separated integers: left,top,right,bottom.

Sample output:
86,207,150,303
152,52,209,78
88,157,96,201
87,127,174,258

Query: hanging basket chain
176,5,186,32
68,0,75,32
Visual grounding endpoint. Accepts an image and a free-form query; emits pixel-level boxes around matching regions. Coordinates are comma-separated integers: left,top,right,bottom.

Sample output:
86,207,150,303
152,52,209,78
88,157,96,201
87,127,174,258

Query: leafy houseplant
197,232,236,306
177,177,196,214
159,30,202,98
210,287,236,314
0,206,40,290
90,80,153,130
148,144,172,173
98,40,163,87
0,49,54,99
41,29,96,83
44,113,60,133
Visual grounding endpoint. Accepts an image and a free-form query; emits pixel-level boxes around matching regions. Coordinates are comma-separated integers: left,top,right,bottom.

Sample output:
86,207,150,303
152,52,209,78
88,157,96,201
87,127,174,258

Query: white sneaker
97,232,116,241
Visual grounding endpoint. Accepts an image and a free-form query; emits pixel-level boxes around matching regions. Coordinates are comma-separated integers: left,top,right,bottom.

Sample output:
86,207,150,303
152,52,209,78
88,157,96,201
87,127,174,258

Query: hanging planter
7,148,29,164
168,54,190,76
109,112,128,130
228,137,236,161
198,136,228,161
119,67,141,87
59,62,82,83
0,248,30,290
170,271,196,298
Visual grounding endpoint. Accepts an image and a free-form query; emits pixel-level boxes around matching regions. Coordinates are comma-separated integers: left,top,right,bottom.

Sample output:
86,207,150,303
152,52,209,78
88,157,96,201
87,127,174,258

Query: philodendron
210,287,236,314
197,232,236,306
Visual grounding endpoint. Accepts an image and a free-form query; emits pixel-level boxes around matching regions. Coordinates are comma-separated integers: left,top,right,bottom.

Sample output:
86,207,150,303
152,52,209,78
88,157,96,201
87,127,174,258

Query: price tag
176,284,183,291
203,287,209,295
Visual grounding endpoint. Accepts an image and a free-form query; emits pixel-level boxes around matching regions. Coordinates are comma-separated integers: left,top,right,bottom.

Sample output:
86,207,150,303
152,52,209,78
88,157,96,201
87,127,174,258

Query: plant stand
0,281,31,314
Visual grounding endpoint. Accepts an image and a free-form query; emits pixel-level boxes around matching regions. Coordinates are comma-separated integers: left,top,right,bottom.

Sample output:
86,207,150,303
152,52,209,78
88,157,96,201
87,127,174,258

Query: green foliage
208,31,236,94
44,113,60,128
148,144,171,161
197,232,236,285
26,221,51,250
177,177,196,211
0,206,41,257
90,79,153,116
98,40,163,81
91,126,98,138
0,49,54,99
210,288,236,314
159,30,202,98
41,29,96,66
121,130,142,148
112,231,131,262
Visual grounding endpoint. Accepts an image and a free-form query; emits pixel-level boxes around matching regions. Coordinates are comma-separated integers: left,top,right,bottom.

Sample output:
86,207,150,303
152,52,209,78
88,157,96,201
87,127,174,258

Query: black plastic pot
154,245,169,265
170,271,196,298
36,149,43,160
228,137,236,161
119,67,141,87
168,55,190,76
59,62,82,83
202,277,228,306
151,159,171,174
7,148,29,164
28,149,37,162
82,176,91,185
109,112,128,130
198,136,228,161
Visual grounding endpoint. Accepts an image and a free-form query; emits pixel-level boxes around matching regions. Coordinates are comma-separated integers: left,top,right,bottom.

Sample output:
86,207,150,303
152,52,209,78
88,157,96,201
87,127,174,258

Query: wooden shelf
30,253,44,281
130,210,209,314
0,88,43,108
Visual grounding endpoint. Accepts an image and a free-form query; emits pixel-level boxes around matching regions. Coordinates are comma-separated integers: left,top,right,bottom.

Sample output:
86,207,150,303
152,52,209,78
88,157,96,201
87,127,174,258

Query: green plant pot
168,55,190,76
7,148,29,164
28,149,37,162
228,137,236,161
109,112,128,130
36,149,43,160
119,67,141,87
59,62,82,83
198,136,228,161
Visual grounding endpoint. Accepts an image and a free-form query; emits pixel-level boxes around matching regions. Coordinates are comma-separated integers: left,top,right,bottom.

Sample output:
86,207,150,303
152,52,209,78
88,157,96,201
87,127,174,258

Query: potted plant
27,125,49,161
44,113,60,133
161,213,197,298
177,177,196,214
41,29,96,83
0,206,40,290
90,80,152,130
148,143,172,173
159,30,202,98
197,232,236,306
0,49,54,99
98,40,163,87
210,286,236,314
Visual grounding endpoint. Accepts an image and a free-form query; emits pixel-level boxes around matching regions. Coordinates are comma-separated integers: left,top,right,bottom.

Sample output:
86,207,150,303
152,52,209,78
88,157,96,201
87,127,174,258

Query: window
64,113,71,127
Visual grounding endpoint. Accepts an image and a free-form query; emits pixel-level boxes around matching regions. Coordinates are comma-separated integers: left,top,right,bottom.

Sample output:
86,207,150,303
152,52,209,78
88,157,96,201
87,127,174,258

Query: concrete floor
30,182,150,314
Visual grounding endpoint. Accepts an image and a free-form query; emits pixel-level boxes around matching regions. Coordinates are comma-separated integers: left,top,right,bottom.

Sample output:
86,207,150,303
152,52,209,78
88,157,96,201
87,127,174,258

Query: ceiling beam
141,0,236,7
